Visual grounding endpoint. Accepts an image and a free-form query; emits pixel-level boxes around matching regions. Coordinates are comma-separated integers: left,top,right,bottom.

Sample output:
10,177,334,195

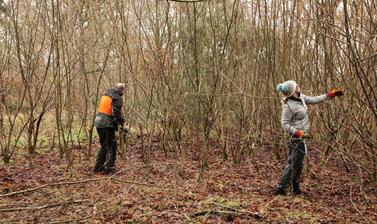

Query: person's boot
292,183,302,195
94,164,104,173
103,166,116,174
273,188,287,196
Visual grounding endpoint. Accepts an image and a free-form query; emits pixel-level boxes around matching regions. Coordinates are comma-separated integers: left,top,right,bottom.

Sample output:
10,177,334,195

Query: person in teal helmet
274,80,343,195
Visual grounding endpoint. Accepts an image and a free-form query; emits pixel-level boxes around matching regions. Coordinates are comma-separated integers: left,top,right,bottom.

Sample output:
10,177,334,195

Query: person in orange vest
93,83,127,173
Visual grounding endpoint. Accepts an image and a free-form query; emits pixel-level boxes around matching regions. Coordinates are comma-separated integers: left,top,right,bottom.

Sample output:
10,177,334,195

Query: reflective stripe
98,95,112,115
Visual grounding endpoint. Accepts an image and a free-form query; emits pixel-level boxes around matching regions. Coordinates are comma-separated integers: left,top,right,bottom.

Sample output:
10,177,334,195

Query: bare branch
0,200,88,212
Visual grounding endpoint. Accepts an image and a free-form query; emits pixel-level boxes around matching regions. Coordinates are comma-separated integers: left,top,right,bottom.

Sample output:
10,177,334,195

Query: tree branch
0,200,88,212
191,209,262,220
0,165,162,198
0,177,108,198
355,53,377,64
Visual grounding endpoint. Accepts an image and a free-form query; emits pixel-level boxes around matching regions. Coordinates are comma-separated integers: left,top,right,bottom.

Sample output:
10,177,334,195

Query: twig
0,166,142,198
0,165,173,198
184,213,194,222
191,209,237,217
184,91,281,100
0,177,108,198
349,184,369,224
355,53,377,64
209,201,263,219
46,199,123,224
109,177,175,190
47,216,90,224
0,218,23,223
107,165,179,190
191,209,261,219
0,200,88,213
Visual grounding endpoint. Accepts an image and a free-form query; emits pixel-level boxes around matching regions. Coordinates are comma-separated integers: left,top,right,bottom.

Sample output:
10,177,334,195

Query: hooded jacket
94,88,125,129
282,93,329,137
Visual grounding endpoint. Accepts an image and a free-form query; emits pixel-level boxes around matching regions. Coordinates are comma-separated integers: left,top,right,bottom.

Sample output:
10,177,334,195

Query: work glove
293,130,308,139
327,88,344,98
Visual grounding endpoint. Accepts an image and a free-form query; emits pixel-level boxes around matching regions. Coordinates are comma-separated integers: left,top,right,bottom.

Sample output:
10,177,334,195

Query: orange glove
327,89,344,98
293,130,308,139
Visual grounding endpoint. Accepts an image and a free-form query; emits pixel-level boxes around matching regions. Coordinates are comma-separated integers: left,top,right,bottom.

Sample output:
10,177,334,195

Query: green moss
202,196,241,208
281,208,319,223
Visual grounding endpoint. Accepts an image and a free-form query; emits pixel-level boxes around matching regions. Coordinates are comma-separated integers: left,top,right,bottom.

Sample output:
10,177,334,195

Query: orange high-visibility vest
98,95,112,115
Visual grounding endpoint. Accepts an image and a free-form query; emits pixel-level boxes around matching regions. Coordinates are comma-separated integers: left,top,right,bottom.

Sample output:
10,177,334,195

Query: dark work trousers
277,138,307,191
94,127,117,171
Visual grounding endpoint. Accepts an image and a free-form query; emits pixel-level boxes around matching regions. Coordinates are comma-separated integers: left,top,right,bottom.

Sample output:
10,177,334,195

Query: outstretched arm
302,89,343,105
301,93,328,105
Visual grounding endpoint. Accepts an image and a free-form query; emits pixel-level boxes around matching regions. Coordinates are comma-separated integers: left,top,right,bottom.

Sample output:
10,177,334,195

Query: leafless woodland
0,0,376,192
0,0,377,223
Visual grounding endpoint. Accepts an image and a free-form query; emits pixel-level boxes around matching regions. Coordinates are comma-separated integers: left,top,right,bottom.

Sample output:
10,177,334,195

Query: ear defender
276,84,283,93
282,84,288,92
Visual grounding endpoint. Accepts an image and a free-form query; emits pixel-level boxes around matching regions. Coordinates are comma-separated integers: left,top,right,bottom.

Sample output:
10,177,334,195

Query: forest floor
0,136,376,223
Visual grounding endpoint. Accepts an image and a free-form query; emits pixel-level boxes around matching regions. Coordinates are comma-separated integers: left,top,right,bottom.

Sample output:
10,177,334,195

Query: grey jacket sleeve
281,103,297,135
301,93,328,105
